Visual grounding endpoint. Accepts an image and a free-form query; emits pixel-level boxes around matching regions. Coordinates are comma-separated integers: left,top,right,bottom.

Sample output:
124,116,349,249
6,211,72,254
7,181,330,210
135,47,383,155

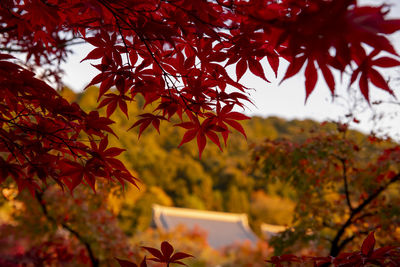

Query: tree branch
337,230,370,253
329,172,400,257
35,191,99,267
339,158,353,212
97,0,202,115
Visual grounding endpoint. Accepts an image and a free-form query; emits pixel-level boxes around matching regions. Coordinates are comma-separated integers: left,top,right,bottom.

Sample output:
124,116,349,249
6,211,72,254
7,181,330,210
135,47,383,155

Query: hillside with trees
2,85,398,265
64,86,302,230
78,87,400,248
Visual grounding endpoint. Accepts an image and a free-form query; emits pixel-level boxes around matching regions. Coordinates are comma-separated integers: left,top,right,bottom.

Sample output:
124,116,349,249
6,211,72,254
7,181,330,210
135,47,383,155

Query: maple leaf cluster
0,54,137,194
266,232,400,266
252,124,400,258
116,232,400,266
116,241,193,267
0,235,88,266
1,0,400,190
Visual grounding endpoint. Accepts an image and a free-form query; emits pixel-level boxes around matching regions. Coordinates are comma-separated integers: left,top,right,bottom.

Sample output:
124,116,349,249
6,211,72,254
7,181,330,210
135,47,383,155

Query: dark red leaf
359,73,370,102
138,120,152,138
152,118,160,134
0,54,15,60
178,129,197,147
248,57,269,82
104,147,125,157
350,68,361,86
319,64,335,96
99,76,114,99
373,57,400,68
81,48,104,62
267,54,280,78
141,246,164,261
128,114,165,137
85,72,108,89
224,112,250,121
368,68,394,95
381,19,400,34
281,56,306,82
206,130,222,151
97,96,114,109
85,36,104,47
175,122,195,130
115,258,138,267
305,60,317,102
236,58,247,81
197,133,207,158
106,99,118,117
224,119,247,139
140,257,147,267
361,232,376,256
170,252,194,262
161,241,174,260
371,246,396,258
119,98,129,118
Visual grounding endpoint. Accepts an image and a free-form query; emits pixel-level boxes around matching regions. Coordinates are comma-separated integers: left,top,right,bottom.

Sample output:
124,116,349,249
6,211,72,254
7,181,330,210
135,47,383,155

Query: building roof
151,204,259,249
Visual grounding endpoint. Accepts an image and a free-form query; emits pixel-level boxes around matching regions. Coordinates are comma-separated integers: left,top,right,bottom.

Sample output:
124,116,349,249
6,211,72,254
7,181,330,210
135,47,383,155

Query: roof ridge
260,223,287,233
152,204,248,222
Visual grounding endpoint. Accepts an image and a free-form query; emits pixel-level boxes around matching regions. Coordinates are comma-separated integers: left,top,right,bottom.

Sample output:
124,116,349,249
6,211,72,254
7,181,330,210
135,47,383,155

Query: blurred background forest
0,86,398,266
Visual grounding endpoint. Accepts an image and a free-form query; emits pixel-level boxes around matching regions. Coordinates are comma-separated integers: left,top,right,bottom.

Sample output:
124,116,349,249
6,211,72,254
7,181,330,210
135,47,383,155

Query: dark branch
329,172,400,257
340,158,353,212
35,191,99,267
337,229,370,253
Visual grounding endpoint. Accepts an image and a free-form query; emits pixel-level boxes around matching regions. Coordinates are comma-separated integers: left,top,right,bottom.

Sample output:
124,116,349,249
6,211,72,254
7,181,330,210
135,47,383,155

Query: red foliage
0,235,86,266
142,241,193,266
1,0,400,192
0,54,138,194
1,2,400,266
266,232,400,266
116,233,400,266
116,241,193,267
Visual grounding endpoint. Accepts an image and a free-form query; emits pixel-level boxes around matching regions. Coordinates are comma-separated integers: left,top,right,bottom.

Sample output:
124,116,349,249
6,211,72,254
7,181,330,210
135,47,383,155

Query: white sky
60,0,400,140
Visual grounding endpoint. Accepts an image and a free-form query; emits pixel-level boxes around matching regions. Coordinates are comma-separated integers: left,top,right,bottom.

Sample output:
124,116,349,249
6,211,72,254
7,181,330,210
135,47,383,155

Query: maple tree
0,182,136,266
1,0,400,266
266,231,400,266
252,122,400,262
2,0,400,193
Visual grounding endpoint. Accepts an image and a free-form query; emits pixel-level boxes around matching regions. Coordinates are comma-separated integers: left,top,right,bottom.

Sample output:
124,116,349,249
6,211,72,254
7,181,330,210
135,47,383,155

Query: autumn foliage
115,232,400,266
266,232,400,266
2,0,400,191
1,0,400,266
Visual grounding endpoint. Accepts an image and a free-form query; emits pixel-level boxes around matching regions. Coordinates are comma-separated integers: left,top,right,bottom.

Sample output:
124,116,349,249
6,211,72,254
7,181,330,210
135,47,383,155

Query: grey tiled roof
152,205,259,249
